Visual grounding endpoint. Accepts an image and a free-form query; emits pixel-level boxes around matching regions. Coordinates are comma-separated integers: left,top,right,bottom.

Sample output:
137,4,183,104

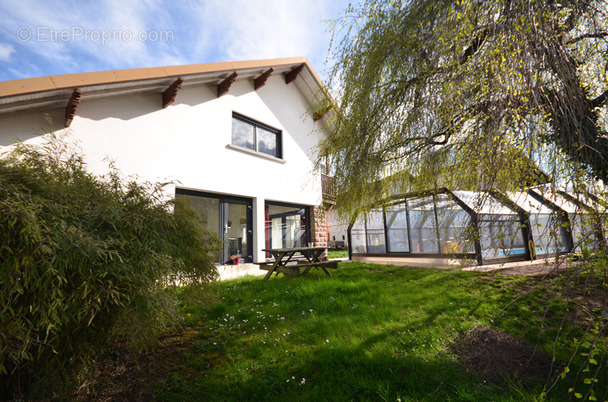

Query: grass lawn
154,262,606,401
328,248,349,259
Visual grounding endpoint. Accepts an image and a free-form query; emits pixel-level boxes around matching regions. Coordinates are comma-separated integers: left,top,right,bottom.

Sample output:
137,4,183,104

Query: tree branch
460,30,487,64
591,89,608,108
567,31,608,45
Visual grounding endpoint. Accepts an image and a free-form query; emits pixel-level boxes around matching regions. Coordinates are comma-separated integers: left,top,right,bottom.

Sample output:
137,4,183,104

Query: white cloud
0,43,15,62
0,0,351,80
189,0,339,72
223,0,324,59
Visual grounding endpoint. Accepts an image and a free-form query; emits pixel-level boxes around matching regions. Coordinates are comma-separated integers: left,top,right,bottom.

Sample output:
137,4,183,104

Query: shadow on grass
159,319,556,402
159,334,500,401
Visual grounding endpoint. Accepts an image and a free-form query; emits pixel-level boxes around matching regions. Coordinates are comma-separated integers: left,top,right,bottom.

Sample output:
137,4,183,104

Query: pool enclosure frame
347,188,604,266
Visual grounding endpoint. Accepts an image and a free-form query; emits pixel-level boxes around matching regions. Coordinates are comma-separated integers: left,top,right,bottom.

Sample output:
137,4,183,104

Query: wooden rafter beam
254,68,274,90
313,105,332,122
64,88,82,127
162,77,183,108
285,64,304,84
217,72,238,98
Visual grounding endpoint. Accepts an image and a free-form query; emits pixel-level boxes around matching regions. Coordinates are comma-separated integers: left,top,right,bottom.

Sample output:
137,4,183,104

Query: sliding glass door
176,189,253,264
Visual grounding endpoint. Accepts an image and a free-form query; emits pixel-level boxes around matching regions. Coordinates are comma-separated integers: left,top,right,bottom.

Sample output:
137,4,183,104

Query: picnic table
255,246,338,281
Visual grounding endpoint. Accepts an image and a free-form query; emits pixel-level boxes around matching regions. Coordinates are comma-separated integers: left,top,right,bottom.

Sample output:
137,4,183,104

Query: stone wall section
310,204,329,259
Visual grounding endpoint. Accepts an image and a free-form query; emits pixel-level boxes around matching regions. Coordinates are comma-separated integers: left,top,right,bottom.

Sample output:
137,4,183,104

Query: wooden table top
262,246,328,253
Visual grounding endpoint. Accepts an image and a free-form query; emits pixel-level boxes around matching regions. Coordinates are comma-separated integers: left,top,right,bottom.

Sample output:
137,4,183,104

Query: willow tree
321,0,608,214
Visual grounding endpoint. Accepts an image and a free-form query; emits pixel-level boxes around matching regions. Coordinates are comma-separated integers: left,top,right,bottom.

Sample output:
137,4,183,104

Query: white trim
226,144,286,164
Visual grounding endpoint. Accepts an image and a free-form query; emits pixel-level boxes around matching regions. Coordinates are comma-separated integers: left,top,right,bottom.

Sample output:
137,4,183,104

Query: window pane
176,193,220,234
534,191,599,251
529,213,568,254
386,204,409,252
257,127,279,157
479,214,525,259
366,210,386,253
266,203,308,249
408,197,438,253
435,194,472,254
570,213,598,250
351,216,367,253
452,190,515,214
232,117,254,150
226,203,248,260
285,215,302,247
271,217,283,249
176,193,221,263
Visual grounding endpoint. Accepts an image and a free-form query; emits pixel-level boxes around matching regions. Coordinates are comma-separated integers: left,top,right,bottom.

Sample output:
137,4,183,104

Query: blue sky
0,0,352,84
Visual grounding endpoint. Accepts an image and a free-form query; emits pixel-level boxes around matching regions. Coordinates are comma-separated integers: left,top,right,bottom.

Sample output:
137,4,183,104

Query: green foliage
321,0,608,216
552,259,608,401
0,135,221,398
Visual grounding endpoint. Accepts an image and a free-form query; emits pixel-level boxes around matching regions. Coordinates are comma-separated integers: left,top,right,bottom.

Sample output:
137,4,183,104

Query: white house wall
0,75,326,262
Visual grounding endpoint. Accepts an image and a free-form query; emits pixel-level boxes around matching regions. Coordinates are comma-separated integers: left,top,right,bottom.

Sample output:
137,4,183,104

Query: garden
84,261,607,401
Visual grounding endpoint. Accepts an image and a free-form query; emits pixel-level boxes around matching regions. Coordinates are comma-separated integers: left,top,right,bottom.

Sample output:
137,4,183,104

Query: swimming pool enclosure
349,188,606,265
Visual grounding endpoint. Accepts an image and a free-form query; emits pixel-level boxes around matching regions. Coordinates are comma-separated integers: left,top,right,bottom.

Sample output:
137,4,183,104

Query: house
0,57,336,279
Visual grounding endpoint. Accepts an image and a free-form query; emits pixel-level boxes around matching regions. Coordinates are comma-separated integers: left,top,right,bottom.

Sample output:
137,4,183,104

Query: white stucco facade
0,58,333,267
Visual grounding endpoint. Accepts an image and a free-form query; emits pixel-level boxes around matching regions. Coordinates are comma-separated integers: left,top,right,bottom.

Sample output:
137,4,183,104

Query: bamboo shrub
0,135,221,398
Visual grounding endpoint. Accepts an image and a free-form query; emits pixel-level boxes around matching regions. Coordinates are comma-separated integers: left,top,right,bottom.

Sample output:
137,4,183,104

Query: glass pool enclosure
349,188,606,265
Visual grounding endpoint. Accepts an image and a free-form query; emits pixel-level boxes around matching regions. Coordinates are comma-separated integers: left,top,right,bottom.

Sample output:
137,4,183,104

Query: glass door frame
265,201,310,251
221,196,253,263
175,188,253,263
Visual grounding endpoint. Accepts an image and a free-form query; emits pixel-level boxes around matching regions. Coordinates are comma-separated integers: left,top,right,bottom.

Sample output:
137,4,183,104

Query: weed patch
455,326,561,387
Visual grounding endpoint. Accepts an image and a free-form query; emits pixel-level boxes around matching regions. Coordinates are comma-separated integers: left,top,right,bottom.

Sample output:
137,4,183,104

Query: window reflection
265,203,308,249
232,113,282,158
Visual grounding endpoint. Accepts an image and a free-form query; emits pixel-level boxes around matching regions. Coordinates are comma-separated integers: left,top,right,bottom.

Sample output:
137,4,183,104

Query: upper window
232,113,282,159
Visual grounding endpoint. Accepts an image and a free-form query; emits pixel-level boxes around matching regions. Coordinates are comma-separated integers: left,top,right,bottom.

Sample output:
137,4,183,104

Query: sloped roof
0,57,331,118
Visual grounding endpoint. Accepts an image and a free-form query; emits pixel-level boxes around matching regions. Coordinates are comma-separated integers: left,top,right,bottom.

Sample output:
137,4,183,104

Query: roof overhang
0,57,334,122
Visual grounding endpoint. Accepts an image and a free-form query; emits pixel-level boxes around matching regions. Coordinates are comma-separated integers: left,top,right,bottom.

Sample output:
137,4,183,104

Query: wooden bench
255,260,339,279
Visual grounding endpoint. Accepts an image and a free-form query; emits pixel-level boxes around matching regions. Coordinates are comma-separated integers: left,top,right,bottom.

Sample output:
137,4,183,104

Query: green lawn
159,262,606,401
328,248,349,259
